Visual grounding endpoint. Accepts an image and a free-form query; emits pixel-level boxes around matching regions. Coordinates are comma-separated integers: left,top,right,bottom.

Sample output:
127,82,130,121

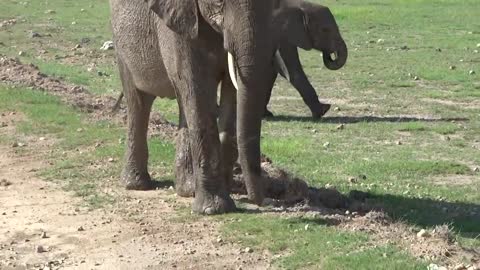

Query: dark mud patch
232,155,371,213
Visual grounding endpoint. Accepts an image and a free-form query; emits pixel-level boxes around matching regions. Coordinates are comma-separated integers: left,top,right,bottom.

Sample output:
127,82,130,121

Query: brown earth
1,57,479,270
0,114,271,270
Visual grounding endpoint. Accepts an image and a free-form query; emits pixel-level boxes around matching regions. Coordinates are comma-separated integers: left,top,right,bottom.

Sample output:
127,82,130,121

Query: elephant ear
284,8,313,50
147,0,199,39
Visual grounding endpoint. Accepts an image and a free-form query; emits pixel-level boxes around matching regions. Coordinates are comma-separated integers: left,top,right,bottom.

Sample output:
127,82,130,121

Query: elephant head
147,0,276,205
275,0,348,70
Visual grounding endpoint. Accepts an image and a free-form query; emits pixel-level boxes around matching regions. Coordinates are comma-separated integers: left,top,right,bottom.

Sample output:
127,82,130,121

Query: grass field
1,0,479,269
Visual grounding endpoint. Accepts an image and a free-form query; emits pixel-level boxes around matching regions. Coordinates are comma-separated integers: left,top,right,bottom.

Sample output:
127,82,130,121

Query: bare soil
1,57,479,270
0,114,271,270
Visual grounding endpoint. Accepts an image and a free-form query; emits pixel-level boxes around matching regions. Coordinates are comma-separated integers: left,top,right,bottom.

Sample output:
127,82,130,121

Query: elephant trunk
224,0,274,205
323,38,348,70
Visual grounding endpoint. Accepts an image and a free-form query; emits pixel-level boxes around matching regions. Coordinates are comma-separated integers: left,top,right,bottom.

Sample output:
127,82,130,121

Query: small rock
76,128,83,132
413,76,419,81
333,107,341,111
348,177,357,184
473,167,479,172
325,183,335,189
449,65,456,70
74,44,82,49
436,48,442,52
377,38,384,43
400,45,409,50
244,247,253,253
45,10,55,14
395,141,402,145
417,229,429,238
80,8,85,12
336,124,345,130
100,41,114,50
41,231,48,239
77,226,85,232
12,142,25,147
107,158,115,163
216,238,223,243
29,31,41,38
323,142,330,147
469,70,476,75
477,43,480,48
345,210,351,215
18,51,25,56
71,21,77,25
36,245,46,253
39,137,46,141
304,224,309,231
0,179,12,187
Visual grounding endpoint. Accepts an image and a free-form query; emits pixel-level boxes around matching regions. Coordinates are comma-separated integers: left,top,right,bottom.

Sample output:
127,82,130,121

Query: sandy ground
0,115,270,270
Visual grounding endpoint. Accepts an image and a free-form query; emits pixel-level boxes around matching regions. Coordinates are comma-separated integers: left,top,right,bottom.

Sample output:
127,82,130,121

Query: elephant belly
111,0,176,99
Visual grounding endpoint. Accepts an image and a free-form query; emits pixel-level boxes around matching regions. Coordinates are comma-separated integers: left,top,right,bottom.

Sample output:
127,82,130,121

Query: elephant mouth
322,39,348,71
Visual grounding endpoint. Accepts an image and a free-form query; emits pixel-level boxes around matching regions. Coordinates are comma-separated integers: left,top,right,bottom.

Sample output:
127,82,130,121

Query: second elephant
265,0,348,118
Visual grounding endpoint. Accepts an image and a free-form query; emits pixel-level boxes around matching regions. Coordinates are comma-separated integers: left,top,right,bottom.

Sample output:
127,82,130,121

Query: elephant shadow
238,190,480,240
149,178,176,190
265,115,470,124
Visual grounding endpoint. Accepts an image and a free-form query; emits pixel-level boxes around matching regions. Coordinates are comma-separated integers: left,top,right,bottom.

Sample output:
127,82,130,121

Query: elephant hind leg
175,104,195,197
218,75,238,192
118,57,155,190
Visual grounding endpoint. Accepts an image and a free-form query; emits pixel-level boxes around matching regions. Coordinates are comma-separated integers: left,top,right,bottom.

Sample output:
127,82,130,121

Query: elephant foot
192,190,236,215
122,168,153,190
263,109,274,118
245,176,265,206
311,103,331,119
175,174,195,197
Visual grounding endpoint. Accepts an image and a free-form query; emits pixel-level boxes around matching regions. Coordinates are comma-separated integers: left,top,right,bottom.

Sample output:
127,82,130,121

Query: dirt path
0,117,270,270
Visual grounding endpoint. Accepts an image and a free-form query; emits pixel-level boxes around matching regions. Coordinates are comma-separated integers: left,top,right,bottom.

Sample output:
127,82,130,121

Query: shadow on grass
149,178,175,190
236,190,479,239
265,115,469,124
366,192,480,238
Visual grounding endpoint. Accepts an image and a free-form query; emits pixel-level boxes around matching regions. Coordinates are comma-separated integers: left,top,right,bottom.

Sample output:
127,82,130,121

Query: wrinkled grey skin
176,0,348,197
265,0,348,118
110,0,275,214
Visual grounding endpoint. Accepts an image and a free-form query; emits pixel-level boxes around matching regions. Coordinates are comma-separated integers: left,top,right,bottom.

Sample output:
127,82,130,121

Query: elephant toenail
204,207,215,215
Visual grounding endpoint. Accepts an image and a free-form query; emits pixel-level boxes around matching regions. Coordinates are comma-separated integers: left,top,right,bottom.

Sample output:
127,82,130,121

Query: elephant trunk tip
323,39,348,71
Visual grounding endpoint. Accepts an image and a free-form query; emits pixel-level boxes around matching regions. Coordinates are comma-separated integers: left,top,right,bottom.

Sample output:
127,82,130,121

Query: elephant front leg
278,44,331,119
167,57,235,214
175,105,195,197
218,76,238,192
122,89,155,190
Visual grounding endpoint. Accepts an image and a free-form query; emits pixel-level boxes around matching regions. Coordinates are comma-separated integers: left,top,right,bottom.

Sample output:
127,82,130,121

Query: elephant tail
111,91,124,115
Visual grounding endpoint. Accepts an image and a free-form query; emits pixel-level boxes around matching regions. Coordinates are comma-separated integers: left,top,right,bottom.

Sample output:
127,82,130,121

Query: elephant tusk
330,52,338,61
227,52,239,91
275,50,290,82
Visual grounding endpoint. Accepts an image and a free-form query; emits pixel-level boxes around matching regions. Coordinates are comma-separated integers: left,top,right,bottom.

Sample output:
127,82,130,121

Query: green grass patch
220,214,427,269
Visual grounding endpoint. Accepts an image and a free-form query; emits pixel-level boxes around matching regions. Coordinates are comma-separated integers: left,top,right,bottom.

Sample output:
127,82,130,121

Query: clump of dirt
0,57,177,139
232,155,355,211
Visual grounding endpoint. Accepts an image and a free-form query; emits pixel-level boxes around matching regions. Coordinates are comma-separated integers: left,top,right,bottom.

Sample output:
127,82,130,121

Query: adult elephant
110,0,277,214
264,0,348,118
